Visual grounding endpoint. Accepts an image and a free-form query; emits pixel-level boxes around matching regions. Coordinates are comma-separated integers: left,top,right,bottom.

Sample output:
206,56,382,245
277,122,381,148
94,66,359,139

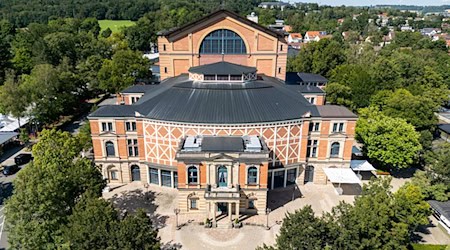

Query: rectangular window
101,122,113,132
190,199,198,209
332,123,344,133
161,170,172,187
216,75,229,81
204,75,216,81
149,168,159,185
174,171,178,188
306,140,318,157
286,168,297,185
164,67,167,73
130,97,140,104
127,139,139,157
248,199,255,209
163,44,166,51
110,170,118,180
230,75,242,81
278,67,281,74
126,122,137,131
280,45,283,51
309,122,320,132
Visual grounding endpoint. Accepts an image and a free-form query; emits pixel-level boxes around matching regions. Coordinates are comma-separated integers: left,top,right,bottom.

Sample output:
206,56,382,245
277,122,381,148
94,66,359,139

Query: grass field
411,244,448,250
98,20,135,33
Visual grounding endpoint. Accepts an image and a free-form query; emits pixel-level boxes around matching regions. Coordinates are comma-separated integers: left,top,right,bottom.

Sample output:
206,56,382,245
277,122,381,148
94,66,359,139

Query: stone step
216,221,232,229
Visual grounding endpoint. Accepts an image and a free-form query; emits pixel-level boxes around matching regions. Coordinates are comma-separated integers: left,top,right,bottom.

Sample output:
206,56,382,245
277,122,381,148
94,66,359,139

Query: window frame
247,166,258,185
105,141,115,157
125,121,137,132
330,142,340,158
110,170,118,180
127,139,139,157
199,29,247,54
187,166,199,184
306,139,318,158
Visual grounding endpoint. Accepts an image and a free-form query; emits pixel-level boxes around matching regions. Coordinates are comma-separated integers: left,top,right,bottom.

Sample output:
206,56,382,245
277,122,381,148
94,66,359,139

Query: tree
324,82,353,108
62,194,118,249
0,72,29,119
101,27,112,38
98,49,150,93
5,129,105,249
115,209,160,250
333,178,429,250
356,107,422,169
19,128,30,145
259,206,336,250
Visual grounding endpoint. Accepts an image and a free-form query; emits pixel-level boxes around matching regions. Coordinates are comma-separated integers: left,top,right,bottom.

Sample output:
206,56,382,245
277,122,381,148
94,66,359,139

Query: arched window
131,165,141,181
200,29,246,54
187,166,198,184
247,166,258,184
105,141,115,156
330,142,340,158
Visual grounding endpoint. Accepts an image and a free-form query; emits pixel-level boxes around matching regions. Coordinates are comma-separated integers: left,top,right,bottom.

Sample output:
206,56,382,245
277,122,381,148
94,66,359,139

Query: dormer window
188,61,257,83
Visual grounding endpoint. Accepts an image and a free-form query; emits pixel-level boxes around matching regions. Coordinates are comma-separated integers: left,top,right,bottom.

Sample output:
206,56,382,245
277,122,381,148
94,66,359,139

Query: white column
283,169,288,187
236,202,240,219
228,202,232,221
171,171,174,188
158,168,162,186
213,202,217,224
227,165,231,188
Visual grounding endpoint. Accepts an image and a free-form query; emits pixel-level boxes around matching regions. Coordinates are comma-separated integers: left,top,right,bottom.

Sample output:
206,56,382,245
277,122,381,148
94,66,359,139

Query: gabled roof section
157,9,285,40
121,84,158,94
189,61,256,75
315,105,357,119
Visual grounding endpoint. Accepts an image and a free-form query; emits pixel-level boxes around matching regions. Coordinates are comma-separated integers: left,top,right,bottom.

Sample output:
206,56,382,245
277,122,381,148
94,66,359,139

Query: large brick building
88,10,357,226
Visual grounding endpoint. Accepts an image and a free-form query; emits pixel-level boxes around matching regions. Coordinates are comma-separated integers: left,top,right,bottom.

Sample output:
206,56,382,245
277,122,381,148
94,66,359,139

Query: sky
292,0,450,6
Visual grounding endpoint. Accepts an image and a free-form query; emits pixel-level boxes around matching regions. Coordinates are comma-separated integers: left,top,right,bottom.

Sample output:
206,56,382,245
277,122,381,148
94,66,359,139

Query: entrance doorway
217,166,228,187
131,165,141,181
217,202,228,214
304,165,314,183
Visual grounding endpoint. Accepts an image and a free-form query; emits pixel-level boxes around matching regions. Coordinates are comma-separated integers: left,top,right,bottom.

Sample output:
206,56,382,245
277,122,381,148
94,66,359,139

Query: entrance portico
209,200,240,226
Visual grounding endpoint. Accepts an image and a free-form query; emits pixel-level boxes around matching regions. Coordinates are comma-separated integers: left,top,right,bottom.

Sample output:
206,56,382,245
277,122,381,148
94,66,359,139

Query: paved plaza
103,179,449,249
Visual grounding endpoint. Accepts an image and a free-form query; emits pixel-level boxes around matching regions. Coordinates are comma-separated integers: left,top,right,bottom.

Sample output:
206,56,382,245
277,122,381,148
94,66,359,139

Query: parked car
3,165,19,176
14,153,32,166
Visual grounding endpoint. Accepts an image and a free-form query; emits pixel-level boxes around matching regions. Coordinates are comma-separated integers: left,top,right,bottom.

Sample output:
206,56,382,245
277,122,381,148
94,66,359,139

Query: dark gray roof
89,74,319,124
189,62,256,75
438,124,450,134
285,72,328,84
285,85,324,94
201,137,244,152
89,105,137,118
121,85,158,94
0,132,18,145
315,105,357,119
428,200,450,220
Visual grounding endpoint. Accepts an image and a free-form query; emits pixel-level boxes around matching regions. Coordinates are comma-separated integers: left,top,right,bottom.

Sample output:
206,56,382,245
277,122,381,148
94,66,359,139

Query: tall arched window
200,29,246,54
330,142,340,158
105,141,115,156
187,166,198,184
247,166,258,184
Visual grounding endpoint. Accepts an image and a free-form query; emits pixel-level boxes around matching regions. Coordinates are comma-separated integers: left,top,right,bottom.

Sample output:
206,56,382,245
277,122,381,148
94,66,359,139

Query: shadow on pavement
109,189,168,230
161,241,182,250
0,182,13,206
267,185,302,211
0,145,24,164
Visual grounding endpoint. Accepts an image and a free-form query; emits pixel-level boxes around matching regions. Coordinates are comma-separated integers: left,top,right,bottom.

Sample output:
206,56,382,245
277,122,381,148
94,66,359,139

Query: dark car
3,165,19,176
14,153,33,166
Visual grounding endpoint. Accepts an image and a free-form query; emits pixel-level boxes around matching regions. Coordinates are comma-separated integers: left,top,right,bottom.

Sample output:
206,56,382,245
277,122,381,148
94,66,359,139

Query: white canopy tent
350,160,376,172
323,168,361,195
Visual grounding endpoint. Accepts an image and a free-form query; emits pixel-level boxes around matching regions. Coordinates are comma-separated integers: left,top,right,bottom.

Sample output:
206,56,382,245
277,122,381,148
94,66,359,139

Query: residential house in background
304,31,329,43
258,1,290,10
288,33,302,43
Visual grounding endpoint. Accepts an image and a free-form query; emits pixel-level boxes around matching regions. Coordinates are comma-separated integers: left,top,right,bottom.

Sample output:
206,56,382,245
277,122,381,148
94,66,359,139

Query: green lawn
411,244,448,250
98,20,135,33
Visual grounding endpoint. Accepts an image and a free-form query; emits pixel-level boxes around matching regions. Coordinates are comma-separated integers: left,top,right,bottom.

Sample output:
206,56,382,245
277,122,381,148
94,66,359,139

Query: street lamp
174,208,180,230
265,208,271,230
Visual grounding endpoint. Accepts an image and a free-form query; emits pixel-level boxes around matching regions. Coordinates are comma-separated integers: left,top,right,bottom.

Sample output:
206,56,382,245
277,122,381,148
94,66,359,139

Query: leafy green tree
19,128,30,145
259,206,336,250
101,27,112,38
115,209,160,250
98,49,150,93
62,194,118,249
5,129,105,249
77,122,93,151
356,107,422,169
0,72,29,119
380,89,438,131
324,83,353,108
411,171,449,201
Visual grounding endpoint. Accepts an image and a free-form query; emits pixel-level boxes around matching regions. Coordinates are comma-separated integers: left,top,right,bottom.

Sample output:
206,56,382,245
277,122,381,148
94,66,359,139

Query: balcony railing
204,184,240,199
